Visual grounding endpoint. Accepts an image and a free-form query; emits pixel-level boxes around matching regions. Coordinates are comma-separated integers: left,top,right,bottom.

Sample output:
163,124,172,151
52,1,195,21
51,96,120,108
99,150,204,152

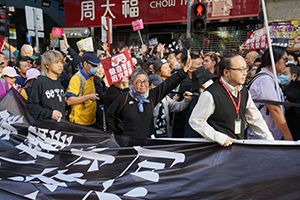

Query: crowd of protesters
1,35,300,146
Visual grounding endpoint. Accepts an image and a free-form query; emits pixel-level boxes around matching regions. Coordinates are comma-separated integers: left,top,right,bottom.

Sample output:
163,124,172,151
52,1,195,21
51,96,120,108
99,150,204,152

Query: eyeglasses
226,67,248,73
135,80,149,86
167,56,175,60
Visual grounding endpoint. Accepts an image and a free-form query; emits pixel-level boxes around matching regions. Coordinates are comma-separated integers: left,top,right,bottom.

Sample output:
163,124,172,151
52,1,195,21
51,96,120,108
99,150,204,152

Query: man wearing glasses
189,53,274,147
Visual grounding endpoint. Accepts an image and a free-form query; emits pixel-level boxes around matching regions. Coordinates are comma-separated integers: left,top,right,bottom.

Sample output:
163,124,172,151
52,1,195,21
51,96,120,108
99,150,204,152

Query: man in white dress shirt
189,53,274,147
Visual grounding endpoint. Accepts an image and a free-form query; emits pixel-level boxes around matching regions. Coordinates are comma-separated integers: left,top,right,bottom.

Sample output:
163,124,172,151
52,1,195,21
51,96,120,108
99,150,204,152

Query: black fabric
26,76,65,121
172,76,192,138
60,70,71,91
184,95,203,138
94,76,107,104
1,89,300,200
206,80,248,139
103,85,129,111
106,68,187,139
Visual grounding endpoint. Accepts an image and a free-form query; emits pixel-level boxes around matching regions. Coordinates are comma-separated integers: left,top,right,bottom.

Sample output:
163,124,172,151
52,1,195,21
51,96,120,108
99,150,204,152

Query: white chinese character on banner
118,72,124,79
109,68,116,76
111,75,118,82
128,66,133,74
124,69,129,77
122,0,139,18
116,66,122,73
255,42,260,49
80,0,95,21
101,0,116,19
121,63,127,71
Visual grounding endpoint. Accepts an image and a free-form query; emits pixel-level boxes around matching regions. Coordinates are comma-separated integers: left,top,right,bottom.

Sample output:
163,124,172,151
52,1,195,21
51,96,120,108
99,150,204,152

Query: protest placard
76,37,94,52
0,35,7,52
244,28,268,51
149,37,159,48
60,40,68,54
101,49,134,86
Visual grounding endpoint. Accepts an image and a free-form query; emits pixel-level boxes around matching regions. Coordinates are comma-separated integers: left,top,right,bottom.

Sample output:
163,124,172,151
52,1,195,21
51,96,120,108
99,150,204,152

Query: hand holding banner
102,49,134,86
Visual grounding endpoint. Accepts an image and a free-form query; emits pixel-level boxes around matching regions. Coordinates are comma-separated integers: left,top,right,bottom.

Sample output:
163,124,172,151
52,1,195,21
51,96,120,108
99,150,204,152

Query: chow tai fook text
65,0,260,27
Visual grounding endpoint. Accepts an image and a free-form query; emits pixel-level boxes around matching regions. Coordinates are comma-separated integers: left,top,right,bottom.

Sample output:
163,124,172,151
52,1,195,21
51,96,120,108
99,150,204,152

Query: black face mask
8,61,16,66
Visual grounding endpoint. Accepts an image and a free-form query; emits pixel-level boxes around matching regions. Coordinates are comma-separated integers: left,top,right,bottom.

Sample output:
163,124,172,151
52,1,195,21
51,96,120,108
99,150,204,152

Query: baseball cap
149,74,163,86
19,56,34,62
25,68,41,83
2,50,15,59
2,66,20,77
83,52,101,66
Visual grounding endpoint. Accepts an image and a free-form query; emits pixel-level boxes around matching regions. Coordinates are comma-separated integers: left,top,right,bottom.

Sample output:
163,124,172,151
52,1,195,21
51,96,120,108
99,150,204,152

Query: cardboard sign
60,40,68,54
132,19,144,31
52,27,64,38
76,37,94,52
97,50,105,57
244,28,268,51
149,37,159,47
101,49,134,86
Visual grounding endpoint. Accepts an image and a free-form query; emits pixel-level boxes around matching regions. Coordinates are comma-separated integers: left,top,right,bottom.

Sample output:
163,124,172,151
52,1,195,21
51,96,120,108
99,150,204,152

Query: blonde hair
21,44,33,55
41,50,64,76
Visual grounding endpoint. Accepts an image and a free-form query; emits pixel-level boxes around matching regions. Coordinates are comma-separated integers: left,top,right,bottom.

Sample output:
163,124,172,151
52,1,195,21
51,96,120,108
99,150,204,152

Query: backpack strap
247,72,274,116
74,72,86,109
247,72,273,90
122,92,129,119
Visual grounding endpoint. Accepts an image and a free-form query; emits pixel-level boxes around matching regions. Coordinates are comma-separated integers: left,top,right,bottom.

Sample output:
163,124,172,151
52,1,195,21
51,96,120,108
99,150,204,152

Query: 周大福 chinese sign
64,0,260,27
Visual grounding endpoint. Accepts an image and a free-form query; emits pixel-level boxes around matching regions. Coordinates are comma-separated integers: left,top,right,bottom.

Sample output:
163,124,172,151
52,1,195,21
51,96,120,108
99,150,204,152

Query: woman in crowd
20,68,41,100
247,47,293,140
106,52,192,139
2,66,20,90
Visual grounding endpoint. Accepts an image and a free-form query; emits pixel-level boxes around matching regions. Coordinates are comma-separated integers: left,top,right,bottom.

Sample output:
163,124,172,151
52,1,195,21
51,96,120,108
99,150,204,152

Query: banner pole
138,30,144,46
261,0,283,111
107,16,110,53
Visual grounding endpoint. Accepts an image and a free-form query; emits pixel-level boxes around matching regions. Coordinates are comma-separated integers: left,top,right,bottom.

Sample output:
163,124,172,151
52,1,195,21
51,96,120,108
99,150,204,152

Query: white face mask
174,61,181,70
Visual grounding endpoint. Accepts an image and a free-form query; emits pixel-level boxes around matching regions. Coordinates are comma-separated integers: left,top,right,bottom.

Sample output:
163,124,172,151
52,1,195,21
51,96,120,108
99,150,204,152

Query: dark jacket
106,68,187,139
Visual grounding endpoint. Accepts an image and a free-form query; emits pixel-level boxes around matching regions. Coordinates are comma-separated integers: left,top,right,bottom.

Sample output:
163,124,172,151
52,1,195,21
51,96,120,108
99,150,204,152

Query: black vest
206,80,248,139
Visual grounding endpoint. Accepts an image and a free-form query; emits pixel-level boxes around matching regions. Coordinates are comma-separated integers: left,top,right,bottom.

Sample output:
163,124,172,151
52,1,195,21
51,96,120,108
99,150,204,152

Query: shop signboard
64,0,260,27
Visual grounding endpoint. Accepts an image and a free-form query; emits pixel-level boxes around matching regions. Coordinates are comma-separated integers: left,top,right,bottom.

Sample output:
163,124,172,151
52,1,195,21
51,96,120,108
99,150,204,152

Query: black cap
191,66,218,92
149,56,168,72
83,52,101,65
19,56,33,62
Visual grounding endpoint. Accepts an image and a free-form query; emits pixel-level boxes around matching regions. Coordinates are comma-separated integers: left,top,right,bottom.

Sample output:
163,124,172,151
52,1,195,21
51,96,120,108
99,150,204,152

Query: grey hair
130,68,148,82
21,44,33,55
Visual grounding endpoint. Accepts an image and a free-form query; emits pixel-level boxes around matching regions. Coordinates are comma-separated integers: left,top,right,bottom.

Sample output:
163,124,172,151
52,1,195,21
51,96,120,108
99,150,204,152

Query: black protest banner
0,89,300,200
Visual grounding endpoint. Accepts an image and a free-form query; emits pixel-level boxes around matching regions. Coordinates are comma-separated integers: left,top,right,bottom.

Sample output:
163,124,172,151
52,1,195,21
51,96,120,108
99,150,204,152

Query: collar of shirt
80,68,91,80
220,77,243,97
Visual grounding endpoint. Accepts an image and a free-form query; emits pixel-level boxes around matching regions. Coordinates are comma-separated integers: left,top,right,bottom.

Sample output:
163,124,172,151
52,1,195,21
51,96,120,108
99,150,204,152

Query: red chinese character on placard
102,49,134,85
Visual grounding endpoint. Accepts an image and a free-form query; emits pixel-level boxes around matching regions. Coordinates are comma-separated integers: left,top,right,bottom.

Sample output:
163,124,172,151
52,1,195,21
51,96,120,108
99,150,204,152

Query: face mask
287,61,294,65
252,66,258,70
278,74,290,85
8,61,16,66
173,61,181,70
88,66,98,75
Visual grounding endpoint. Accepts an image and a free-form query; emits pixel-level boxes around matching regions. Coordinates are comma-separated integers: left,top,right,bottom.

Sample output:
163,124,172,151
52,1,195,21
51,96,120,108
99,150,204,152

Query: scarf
129,86,150,112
